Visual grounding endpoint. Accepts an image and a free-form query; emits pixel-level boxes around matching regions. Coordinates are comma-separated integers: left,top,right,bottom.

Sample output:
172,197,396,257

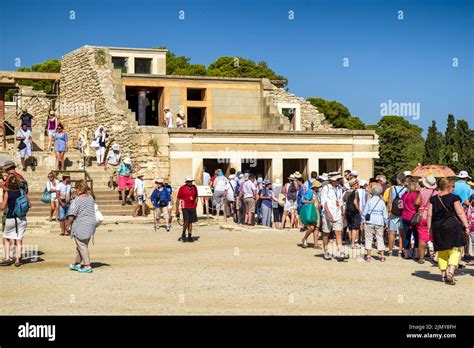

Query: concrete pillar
151,57,158,75
127,57,135,74
229,157,241,174
272,158,283,182
307,156,319,176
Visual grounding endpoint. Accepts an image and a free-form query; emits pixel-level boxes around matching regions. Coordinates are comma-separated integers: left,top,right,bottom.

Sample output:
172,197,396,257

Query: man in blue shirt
151,179,171,231
453,171,473,207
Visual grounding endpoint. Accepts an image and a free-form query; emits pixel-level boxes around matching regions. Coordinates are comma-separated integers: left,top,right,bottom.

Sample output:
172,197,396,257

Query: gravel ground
1,223,473,315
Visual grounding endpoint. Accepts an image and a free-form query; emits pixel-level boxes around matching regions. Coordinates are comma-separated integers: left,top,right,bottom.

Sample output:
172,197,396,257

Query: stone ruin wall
262,80,332,131
59,46,138,158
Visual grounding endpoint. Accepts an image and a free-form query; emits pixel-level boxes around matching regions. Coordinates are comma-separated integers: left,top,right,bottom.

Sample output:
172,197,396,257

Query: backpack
287,183,297,201
391,187,403,216
13,189,30,218
345,190,358,215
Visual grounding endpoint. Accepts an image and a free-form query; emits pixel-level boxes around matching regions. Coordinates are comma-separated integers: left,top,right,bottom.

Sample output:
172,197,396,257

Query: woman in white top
46,172,60,222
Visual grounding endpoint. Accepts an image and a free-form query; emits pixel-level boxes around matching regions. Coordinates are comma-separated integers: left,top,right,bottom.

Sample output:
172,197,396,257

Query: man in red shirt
176,176,198,243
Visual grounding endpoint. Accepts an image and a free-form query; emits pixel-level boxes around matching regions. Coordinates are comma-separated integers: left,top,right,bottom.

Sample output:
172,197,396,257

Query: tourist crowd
4,108,473,283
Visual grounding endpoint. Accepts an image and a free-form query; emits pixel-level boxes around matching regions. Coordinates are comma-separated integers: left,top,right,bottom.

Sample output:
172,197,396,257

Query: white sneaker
323,252,332,260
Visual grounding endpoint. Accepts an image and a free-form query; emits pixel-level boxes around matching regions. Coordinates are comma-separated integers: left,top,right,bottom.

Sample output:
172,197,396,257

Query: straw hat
136,171,145,178
311,180,321,189
293,171,302,179
112,143,120,151
349,178,359,187
421,176,437,189
288,174,296,180
155,178,164,184
185,176,194,182
123,157,131,165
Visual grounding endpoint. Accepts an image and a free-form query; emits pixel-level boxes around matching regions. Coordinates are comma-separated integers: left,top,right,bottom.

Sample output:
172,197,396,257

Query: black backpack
391,187,403,216
345,190,358,215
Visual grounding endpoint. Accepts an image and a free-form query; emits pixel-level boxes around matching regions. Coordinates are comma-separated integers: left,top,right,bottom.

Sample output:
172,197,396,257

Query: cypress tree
422,120,440,164
456,119,474,174
442,114,461,172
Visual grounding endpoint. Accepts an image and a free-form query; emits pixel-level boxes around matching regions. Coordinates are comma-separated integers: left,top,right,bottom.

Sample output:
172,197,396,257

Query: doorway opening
126,87,163,126
241,159,271,178
318,159,343,174
283,159,308,180
187,107,206,129
203,158,230,179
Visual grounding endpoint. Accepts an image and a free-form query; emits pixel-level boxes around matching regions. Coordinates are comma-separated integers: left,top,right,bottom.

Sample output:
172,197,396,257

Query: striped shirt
68,195,96,240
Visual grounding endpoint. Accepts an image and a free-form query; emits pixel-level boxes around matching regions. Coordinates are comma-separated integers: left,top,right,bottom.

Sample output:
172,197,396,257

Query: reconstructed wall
262,79,332,131
59,46,137,157
132,126,170,185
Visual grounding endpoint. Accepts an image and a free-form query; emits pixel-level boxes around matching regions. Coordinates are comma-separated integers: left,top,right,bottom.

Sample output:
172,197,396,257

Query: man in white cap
320,173,348,261
164,106,174,128
453,171,473,207
151,179,171,231
176,176,199,242
104,143,121,190
116,157,134,205
133,172,147,217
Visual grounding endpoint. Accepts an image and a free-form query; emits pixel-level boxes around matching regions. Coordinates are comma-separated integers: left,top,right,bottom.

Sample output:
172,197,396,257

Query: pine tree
422,120,441,164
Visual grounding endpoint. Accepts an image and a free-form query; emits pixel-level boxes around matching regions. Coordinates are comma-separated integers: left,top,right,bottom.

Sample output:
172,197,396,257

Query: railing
2,91,59,148
52,169,94,196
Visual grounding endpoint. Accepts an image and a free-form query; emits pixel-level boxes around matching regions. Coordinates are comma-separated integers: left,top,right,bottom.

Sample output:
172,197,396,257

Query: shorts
19,145,32,158
284,199,297,212
417,219,432,243
48,130,56,137
388,214,402,233
59,203,70,221
322,216,343,233
346,214,361,229
273,206,283,223
118,175,135,190
154,206,169,222
182,208,198,223
244,197,256,213
137,194,146,205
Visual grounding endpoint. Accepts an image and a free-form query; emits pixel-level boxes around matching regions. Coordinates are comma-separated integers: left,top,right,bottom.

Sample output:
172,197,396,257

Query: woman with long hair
1,175,31,267
427,178,469,284
54,123,69,171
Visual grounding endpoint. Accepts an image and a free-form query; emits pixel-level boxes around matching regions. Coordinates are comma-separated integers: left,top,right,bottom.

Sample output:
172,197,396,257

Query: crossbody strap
369,197,381,215
437,195,462,225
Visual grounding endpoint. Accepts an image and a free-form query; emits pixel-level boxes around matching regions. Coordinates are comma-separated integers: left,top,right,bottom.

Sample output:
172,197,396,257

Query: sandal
445,271,455,285
418,259,425,264
380,256,386,262
301,240,308,249
364,255,372,262
313,243,322,249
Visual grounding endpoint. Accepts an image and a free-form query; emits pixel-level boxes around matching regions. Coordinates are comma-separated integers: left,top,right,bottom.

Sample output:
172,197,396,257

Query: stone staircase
15,147,136,217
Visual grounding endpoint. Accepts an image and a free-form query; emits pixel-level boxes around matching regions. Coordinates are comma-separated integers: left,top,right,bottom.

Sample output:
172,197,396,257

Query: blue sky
0,0,472,133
